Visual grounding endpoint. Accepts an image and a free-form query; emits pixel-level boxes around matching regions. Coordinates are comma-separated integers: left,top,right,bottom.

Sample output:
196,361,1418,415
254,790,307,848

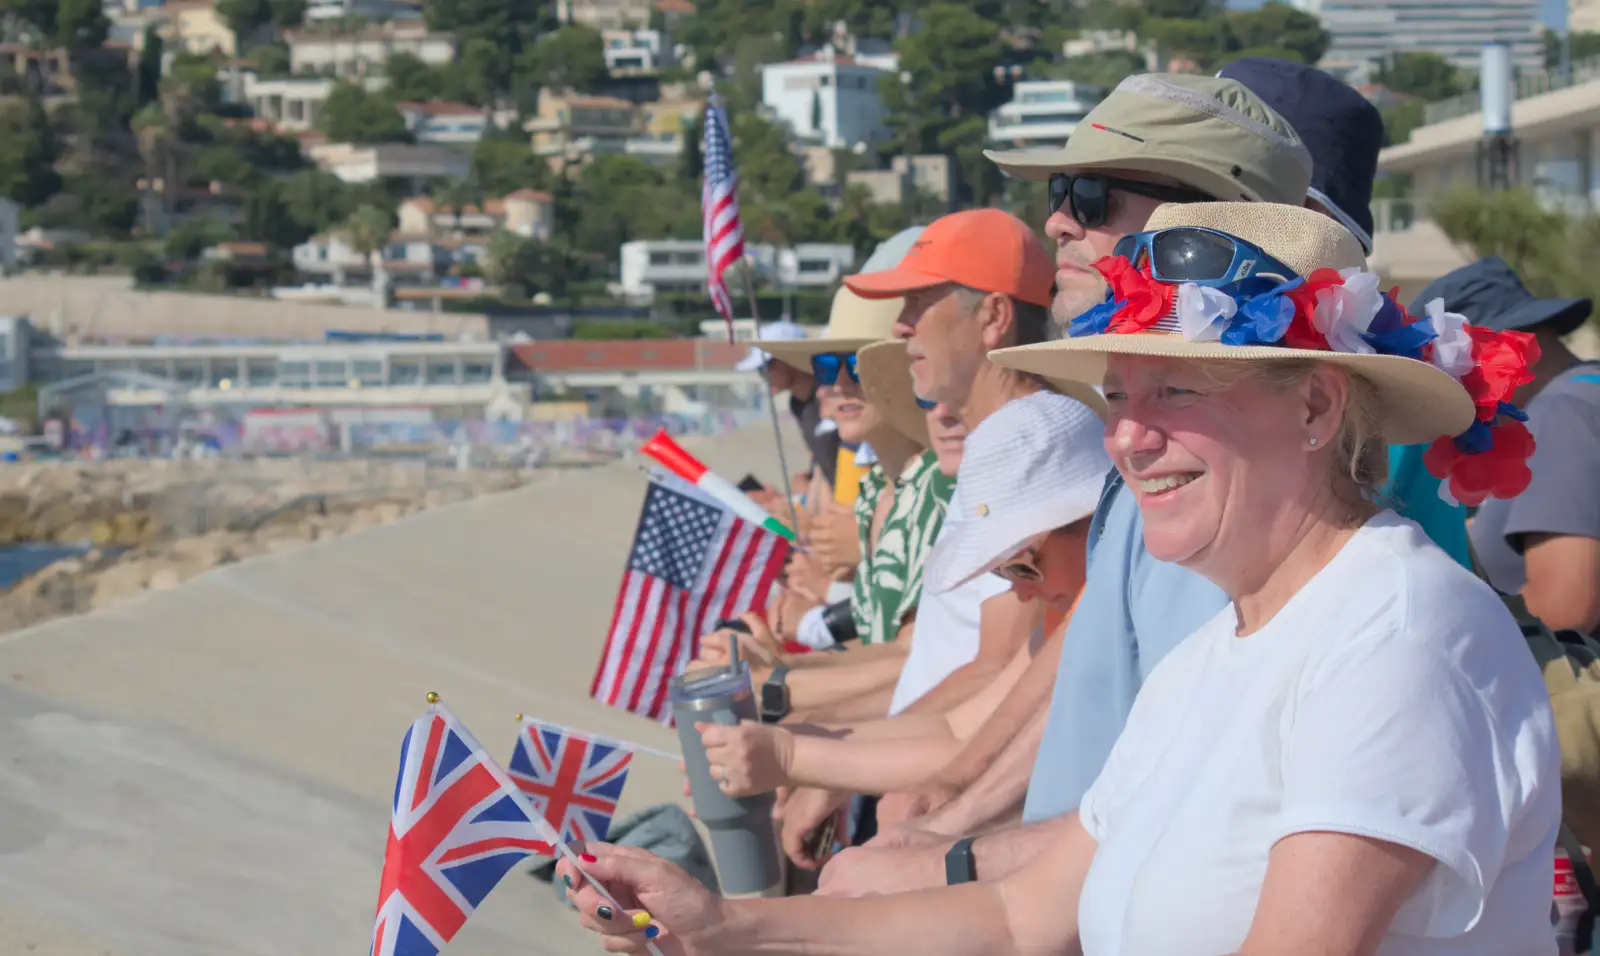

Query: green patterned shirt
850,449,955,644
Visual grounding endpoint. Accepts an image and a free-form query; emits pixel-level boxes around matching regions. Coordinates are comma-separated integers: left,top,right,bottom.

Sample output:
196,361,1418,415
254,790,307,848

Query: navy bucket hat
1217,57,1383,253
1411,257,1593,337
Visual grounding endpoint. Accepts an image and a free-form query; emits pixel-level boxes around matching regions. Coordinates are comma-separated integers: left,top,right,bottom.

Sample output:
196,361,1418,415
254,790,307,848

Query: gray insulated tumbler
670,660,783,895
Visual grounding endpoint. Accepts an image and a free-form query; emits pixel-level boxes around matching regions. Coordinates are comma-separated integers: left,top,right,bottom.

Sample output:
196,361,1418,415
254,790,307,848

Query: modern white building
1311,0,1543,79
30,340,526,419
987,80,1103,151
617,240,779,301
303,0,424,23
761,48,891,149
556,0,653,29
777,244,856,289
285,21,455,77
602,28,665,74
397,101,492,145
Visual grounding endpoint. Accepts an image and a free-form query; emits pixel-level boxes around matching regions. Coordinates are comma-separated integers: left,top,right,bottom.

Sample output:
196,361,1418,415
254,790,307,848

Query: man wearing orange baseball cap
843,207,1103,431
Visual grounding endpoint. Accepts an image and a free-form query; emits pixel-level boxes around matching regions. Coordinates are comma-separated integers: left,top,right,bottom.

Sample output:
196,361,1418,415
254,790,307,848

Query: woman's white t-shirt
1077,512,1561,956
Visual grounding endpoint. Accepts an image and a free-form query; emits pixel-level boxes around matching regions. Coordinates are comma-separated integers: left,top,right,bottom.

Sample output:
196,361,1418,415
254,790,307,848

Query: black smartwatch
944,836,977,885
759,664,791,723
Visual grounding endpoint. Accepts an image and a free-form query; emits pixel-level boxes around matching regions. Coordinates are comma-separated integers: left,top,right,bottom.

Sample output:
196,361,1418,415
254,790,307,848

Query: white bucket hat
925,390,1111,595
737,320,810,371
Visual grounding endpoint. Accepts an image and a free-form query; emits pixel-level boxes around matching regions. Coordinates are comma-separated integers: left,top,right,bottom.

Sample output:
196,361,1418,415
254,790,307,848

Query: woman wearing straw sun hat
557,199,1560,955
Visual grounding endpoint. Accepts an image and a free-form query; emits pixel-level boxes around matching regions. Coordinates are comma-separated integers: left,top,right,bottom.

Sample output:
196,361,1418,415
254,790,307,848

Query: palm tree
343,204,395,310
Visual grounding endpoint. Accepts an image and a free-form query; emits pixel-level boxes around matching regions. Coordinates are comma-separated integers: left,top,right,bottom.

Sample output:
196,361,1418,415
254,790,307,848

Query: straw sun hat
857,340,1111,448
988,201,1479,447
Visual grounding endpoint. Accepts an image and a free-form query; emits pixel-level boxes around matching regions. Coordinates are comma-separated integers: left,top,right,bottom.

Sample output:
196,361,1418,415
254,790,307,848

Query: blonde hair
1194,359,1389,504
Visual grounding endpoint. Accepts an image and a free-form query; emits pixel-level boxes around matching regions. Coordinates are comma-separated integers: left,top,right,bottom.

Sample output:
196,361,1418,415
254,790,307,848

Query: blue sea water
0,544,92,590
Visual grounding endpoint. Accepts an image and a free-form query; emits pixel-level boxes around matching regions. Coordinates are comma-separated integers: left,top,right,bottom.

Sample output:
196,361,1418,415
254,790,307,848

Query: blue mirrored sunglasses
1112,226,1297,287
810,352,859,386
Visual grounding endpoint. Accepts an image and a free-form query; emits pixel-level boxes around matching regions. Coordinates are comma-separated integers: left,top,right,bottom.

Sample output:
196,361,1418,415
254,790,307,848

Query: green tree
884,2,1007,203
441,37,507,106
483,228,543,296
246,42,293,78
1431,186,1600,305
1046,50,1145,92
1376,51,1466,101
216,0,271,47
342,203,395,306
1543,30,1600,69
0,95,61,207
319,82,412,143
518,25,608,96
137,26,165,107
269,0,307,28
54,0,108,50
471,130,551,196
1381,98,1426,145
386,51,444,101
1221,3,1329,68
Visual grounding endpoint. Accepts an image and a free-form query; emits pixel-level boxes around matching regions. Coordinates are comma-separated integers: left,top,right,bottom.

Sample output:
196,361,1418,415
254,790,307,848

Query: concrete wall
0,275,492,342
0,418,808,956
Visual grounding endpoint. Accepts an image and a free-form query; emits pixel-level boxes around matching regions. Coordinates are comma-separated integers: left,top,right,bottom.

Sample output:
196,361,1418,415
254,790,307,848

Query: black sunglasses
810,352,859,386
1048,173,1212,229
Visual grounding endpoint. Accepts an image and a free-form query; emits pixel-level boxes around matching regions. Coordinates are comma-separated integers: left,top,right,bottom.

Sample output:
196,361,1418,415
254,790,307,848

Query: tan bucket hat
987,202,1478,446
858,339,1111,448
985,74,1314,206
760,286,901,371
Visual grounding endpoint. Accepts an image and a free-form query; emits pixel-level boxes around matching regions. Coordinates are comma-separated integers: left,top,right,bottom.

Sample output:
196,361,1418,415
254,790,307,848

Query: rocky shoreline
0,458,557,634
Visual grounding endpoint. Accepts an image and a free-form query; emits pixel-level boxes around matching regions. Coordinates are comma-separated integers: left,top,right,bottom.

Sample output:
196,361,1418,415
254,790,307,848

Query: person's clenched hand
815,843,948,899
778,786,848,870
806,500,861,572
557,843,724,955
698,720,792,797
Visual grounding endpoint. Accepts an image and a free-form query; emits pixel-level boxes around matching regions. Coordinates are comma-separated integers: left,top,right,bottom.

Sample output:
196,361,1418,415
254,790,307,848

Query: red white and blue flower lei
1070,256,1539,507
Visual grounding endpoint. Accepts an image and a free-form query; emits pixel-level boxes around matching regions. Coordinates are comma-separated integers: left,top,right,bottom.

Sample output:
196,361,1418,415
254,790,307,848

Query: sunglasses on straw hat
985,201,1543,509
1113,227,1296,286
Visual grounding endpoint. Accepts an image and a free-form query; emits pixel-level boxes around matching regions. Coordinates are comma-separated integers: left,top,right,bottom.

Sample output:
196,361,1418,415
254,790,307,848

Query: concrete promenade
0,418,806,956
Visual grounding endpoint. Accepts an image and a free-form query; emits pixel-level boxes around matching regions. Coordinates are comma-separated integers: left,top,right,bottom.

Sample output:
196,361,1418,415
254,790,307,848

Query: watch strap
944,836,978,885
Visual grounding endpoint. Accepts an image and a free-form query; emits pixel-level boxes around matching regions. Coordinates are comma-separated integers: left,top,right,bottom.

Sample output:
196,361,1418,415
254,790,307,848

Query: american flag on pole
701,97,746,339
370,703,560,956
508,719,633,844
591,472,789,723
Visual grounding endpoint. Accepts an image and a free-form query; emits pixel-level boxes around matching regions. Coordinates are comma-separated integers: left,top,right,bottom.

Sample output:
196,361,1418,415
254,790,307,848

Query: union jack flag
701,96,746,339
371,703,560,956
591,472,789,723
507,719,633,844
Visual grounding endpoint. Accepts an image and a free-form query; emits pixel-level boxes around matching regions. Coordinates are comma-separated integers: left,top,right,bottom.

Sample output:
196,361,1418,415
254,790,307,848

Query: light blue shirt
1022,450,1474,822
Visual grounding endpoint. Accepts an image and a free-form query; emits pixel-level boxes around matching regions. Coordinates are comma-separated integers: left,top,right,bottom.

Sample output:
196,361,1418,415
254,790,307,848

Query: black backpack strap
1561,823,1598,952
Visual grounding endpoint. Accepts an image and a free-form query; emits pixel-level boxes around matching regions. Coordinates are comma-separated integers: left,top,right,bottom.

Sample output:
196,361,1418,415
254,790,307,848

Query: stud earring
1308,437,1319,447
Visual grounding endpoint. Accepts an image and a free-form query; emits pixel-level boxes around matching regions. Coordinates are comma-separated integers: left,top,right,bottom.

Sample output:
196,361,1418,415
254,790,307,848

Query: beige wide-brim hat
984,74,1314,207
858,340,1112,447
760,286,902,371
987,202,1477,446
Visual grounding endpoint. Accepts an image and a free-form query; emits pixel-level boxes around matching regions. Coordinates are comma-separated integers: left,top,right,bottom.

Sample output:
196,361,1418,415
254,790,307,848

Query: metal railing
1371,197,1419,234
1424,53,1600,126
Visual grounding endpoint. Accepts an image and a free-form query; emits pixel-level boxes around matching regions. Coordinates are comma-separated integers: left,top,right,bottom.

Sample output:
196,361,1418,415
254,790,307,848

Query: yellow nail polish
631,912,653,929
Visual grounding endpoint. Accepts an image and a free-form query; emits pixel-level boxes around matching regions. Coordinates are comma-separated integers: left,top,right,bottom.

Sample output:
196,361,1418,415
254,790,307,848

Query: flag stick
742,264,802,538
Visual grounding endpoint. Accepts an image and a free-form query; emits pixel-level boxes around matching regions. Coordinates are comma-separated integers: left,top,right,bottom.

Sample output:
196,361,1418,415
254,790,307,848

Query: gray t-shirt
1470,363,1600,596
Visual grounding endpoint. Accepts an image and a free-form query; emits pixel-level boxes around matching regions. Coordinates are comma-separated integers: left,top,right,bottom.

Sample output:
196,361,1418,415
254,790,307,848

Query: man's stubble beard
1051,280,1111,337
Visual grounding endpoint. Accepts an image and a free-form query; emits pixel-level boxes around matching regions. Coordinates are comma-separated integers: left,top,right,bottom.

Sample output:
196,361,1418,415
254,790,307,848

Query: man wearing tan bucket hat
557,200,1559,956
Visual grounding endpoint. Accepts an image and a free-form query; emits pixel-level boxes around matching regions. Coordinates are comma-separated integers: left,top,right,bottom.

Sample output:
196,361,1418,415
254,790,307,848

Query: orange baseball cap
843,209,1055,308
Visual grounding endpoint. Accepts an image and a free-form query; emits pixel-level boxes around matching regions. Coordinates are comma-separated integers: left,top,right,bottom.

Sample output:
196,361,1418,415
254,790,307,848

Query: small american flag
508,719,633,844
591,472,789,723
701,97,746,338
371,703,559,956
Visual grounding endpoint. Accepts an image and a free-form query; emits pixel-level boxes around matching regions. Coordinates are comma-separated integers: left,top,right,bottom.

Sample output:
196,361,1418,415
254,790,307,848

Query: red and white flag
701,97,746,341
591,472,789,723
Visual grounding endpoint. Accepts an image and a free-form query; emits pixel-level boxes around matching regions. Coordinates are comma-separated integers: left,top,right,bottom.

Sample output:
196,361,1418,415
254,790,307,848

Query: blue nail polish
645,925,660,939
563,874,574,889
596,905,615,921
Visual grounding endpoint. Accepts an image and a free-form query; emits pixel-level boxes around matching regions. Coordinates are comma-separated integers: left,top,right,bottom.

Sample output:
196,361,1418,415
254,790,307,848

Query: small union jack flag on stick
507,717,633,845
370,697,561,956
